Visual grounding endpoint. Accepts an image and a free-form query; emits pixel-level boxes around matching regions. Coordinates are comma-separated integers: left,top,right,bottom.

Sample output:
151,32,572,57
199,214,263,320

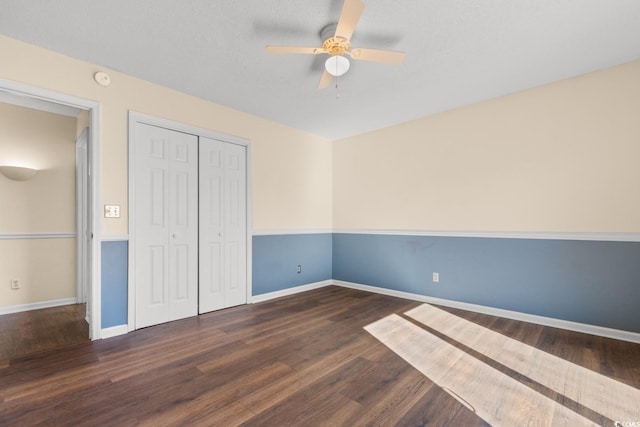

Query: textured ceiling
1,0,639,139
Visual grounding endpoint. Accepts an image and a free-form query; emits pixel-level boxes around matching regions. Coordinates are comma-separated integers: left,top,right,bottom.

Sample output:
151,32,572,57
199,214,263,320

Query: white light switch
104,204,120,218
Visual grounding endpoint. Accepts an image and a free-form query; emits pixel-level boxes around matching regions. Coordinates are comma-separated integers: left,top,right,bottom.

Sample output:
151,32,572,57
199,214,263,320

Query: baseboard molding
333,280,640,344
101,324,129,339
0,297,77,315
251,280,333,303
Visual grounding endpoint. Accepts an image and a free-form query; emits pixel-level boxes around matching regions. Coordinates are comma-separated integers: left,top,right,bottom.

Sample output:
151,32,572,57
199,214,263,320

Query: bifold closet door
134,123,198,328
199,136,247,313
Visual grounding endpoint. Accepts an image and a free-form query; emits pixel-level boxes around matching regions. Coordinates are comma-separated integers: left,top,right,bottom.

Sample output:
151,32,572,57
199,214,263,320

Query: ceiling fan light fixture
325,55,350,77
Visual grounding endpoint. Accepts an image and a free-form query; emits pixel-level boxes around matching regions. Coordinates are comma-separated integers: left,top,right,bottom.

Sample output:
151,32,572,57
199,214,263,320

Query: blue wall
101,241,128,328
333,233,640,333
99,233,640,334
99,234,333,328
252,233,333,295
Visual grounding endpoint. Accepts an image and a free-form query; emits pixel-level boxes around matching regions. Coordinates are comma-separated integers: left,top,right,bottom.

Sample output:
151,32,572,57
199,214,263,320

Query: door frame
0,78,102,340
127,111,253,332
75,128,89,305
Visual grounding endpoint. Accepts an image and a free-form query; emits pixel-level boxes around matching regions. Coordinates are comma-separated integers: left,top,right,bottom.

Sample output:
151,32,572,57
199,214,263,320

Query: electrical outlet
432,272,440,283
10,279,20,290
297,265,302,274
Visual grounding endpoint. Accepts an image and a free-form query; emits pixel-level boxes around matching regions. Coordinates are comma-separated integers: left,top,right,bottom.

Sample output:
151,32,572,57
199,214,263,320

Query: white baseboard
101,324,129,339
0,297,78,315
333,280,640,344
251,280,333,303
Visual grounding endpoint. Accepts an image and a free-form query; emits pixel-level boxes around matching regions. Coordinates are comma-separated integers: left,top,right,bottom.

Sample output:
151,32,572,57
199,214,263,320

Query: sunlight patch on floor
365,313,599,426
405,304,640,423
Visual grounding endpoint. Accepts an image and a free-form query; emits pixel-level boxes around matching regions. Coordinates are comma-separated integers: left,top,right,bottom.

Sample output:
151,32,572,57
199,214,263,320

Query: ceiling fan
266,0,405,89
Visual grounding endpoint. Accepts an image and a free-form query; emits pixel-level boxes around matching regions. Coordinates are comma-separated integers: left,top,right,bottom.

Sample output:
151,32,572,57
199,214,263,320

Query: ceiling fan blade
348,48,405,64
335,0,365,40
266,46,324,55
317,70,333,89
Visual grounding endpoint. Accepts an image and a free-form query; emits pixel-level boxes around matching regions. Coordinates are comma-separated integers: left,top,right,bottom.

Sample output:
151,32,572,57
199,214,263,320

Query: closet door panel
223,143,247,308
134,123,197,328
199,138,247,312
135,123,170,328
168,131,198,321
199,137,225,313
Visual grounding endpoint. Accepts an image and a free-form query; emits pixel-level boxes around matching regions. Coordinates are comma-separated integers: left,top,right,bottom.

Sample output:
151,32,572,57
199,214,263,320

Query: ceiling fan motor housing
322,37,351,56
319,23,350,56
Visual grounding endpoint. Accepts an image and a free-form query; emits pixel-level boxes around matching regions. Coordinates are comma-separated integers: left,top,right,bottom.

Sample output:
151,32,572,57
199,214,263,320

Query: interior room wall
0,35,333,236
0,35,333,326
333,60,640,232
0,103,77,308
332,60,640,334
3,34,637,336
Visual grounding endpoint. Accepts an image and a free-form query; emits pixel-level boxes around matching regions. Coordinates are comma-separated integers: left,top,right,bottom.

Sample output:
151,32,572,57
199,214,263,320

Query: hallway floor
0,303,89,362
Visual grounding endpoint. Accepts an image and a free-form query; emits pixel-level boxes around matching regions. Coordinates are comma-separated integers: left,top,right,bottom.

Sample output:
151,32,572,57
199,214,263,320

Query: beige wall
0,35,333,235
0,239,77,307
333,60,640,232
0,103,77,306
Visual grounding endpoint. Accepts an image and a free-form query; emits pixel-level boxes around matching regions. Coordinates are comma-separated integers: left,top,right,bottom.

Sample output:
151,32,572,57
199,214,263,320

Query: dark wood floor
1,286,638,426
0,303,89,361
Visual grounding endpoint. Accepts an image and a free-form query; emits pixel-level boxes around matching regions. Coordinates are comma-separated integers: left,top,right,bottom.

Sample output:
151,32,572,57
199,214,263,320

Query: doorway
0,79,101,343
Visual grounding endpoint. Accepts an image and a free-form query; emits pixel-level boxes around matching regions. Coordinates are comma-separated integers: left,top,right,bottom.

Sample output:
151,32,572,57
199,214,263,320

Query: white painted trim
100,325,129,339
76,128,89,305
332,229,640,242
0,298,77,315
101,235,129,242
0,90,83,117
128,111,252,332
250,280,332,304
127,114,137,333
0,78,101,341
128,111,250,147
333,280,640,344
253,229,333,236
89,101,102,341
0,232,76,240
246,143,254,305
250,229,640,242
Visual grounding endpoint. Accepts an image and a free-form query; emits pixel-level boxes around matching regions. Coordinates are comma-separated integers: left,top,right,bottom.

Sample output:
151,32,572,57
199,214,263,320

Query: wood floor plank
0,303,89,361
395,384,489,427
365,314,599,426
406,303,640,423
1,286,638,426
236,335,374,416
242,378,361,426
140,362,293,426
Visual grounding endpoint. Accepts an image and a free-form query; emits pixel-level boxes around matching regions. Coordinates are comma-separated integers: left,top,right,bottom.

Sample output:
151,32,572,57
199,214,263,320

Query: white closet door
135,123,198,328
223,142,247,308
199,137,247,313
168,131,199,321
